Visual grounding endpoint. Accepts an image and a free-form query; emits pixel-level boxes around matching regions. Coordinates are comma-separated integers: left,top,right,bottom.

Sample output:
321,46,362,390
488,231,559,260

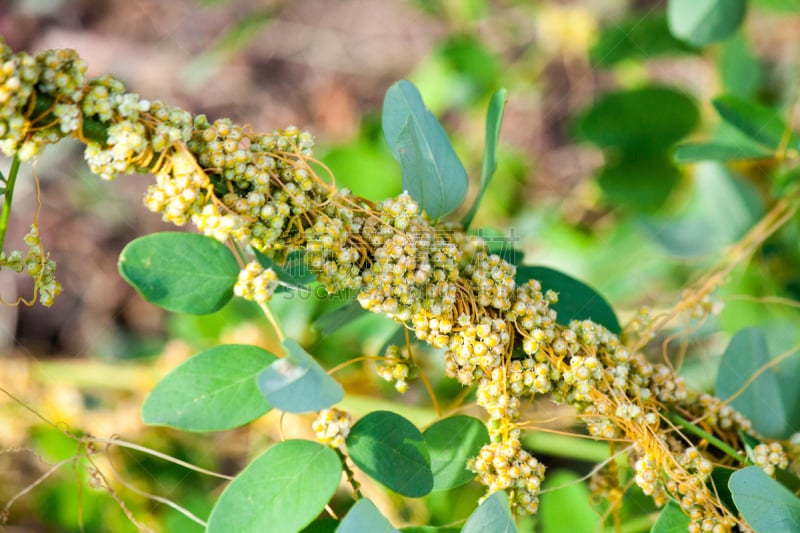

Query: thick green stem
667,412,745,464
0,154,21,252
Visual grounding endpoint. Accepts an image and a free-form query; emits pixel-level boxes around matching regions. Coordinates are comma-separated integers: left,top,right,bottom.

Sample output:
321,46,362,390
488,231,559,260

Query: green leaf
590,13,696,67
423,415,489,491
400,528,460,533
516,266,621,334
573,86,699,153
207,440,342,533
257,339,344,414
314,300,369,336
651,500,690,532
540,471,598,533
673,141,772,163
462,88,506,229
346,411,433,497
667,0,747,46
118,232,240,314
461,490,517,533
713,94,800,151
336,499,399,533
715,327,799,438
709,468,737,514
382,80,468,220
719,34,763,98
253,248,315,292
596,153,681,211
730,466,800,532
142,344,275,431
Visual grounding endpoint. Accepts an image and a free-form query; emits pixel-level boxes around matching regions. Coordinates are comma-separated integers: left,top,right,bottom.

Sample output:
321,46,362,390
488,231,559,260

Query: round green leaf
573,86,699,153
423,415,489,491
257,339,344,414
382,80,468,220
651,500,690,532
516,266,621,334
142,344,276,432
346,411,433,497
730,466,800,532
118,232,239,314
207,439,342,533
461,490,517,533
336,499,399,533
668,0,746,46
596,153,680,212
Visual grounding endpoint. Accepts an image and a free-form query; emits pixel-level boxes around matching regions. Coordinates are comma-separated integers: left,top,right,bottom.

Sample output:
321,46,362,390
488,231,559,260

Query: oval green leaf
118,232,239,314
573,86,699,153
423,415,489,491
713,94,800,151
142,344,276,431
667,0,746,46
257,339,344,414
314,300,369,336
715,327,794,438
461,490,517,533
516,266,621,334
346,410,433,497
729,466,800,532
382,80,468,220
651,500,690,532
207,439,342,533
336,499,399,533
462,88,507,229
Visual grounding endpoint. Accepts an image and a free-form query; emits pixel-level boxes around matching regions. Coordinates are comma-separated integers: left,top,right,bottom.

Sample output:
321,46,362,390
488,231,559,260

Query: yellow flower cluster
312,408,352,449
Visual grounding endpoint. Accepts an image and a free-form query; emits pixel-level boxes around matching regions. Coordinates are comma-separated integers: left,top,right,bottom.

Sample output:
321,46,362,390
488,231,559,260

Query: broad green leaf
423,415,489,491
142,344,275,431
257,339,344,413
719,34,762,98
516,266,621,334
302,520,339,533
590,13,696,67
596,153,681,211
461,491,517,533
336,499,399,533
382,80,468,220
573,86,699,153
207,440,341,533
667,0,746,46
713,94,800,151
673,141,772,163
651,500,690,532
253,248,315,292
314,300,369,336
730,466,800,532
640,163,762,257
118,232,239,314
540,471,598,533
715,327,798,438
462,88,507,229
346,411,433,497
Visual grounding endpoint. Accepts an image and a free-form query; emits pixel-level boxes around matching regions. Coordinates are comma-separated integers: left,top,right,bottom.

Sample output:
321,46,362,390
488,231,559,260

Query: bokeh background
2,0,800,531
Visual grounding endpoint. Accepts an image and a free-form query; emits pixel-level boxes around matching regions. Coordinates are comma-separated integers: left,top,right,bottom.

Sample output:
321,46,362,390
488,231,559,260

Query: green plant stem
336,448,362,499
0,154,21,252
667,412,745,464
